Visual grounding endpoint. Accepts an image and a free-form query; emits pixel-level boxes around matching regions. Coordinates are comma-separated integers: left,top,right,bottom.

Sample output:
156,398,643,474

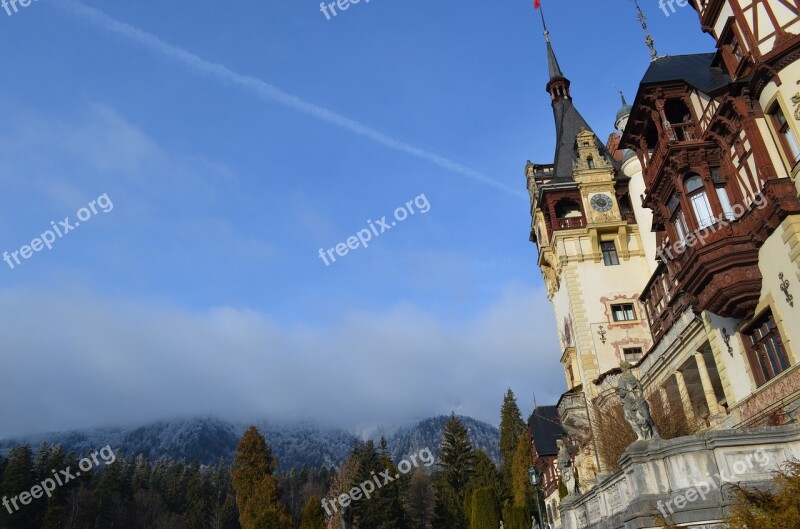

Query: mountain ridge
0,415,499,471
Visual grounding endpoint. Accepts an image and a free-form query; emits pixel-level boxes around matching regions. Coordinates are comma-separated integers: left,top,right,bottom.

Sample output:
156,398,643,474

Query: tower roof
551,99,600,180
616,91,632,122
544,37,614,180
546,36,564,80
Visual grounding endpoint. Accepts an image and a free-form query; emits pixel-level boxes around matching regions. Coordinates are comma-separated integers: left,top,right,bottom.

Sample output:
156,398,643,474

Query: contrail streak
58,1,525,198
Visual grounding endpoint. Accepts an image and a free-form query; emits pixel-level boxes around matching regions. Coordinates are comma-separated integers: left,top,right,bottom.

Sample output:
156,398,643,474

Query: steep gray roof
546,39,564,81
640,53,730,93
545,38,617,181
552,98,592,180
528,406,565,457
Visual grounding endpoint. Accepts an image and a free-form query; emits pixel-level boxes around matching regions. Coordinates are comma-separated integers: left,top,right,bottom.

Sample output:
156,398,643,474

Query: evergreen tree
184,461,208,529
231,426,292,529
432,472,461,529
499,390,526,499
298,496,327,529
469,487,501,529
511,430,533,510
2,444,36,529
463,451,501,525
375,437,408,529
131,454,151,492
439,413,476,494
404,468,435,529
350,440,383,529
93,449,127,528
437,413,476,528
502,502,530,529
41,445,69,529
0,453,7,529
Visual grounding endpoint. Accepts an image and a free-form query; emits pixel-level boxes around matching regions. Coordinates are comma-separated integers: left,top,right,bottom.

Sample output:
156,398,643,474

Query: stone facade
559,425,800,529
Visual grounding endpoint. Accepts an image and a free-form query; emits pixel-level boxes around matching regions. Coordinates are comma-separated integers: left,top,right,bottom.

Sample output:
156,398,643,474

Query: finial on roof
616,88,628,107
536,1,564,80
631,0,658,61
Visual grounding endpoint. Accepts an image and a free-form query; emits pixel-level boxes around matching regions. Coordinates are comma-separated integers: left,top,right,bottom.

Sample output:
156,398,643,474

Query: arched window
685,174,714,229
587,156,596,169
555,199,582,219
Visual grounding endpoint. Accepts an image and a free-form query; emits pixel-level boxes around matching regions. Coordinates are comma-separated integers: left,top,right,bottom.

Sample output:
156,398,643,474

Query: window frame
623,347,644,363
768,101,800,170
743,310,791,387
600,241,620,266
611,303,637,322
684,174,715,229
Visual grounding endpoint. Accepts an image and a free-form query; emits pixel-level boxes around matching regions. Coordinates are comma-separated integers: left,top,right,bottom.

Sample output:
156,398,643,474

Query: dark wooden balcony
671,178,800,319
556,216,586,230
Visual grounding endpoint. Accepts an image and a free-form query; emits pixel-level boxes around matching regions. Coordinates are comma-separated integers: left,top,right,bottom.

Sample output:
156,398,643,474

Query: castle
527,1,800,527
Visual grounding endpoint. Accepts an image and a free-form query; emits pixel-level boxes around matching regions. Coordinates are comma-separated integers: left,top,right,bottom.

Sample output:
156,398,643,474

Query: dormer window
587,156,595,169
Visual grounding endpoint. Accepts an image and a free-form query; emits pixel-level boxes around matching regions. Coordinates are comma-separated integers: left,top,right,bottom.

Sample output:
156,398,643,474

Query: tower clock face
590,194,613,212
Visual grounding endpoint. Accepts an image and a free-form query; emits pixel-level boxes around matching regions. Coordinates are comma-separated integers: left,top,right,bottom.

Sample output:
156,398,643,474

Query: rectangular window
612,303,636,322
673,210,689,243
744,311,791,386
623,347,644,363
601,241,619,266
690,191,715,228
770,103,800,165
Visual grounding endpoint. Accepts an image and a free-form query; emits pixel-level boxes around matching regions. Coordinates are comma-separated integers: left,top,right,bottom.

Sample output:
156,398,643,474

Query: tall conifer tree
231,426,292,529
499,390,526,498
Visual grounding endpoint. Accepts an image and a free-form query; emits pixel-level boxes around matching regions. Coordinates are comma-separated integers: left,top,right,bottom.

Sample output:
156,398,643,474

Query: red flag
534,0,541,8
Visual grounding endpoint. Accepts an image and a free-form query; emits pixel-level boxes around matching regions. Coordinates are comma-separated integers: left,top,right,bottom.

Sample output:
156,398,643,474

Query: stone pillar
695,352,722,416
659,386,670,413
674,370,697,425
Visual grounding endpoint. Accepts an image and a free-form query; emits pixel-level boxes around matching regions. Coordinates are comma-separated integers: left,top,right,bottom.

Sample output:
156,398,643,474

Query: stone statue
557,438,578,495
616,368,660,441
340,503,353,529
531,520,540,529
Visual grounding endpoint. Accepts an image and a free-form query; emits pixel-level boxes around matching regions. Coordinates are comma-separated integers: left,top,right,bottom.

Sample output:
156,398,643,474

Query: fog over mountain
0,416,500,471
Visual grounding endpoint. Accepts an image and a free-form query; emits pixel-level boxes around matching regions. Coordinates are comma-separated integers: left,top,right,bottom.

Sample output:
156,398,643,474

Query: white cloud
0,284,563,438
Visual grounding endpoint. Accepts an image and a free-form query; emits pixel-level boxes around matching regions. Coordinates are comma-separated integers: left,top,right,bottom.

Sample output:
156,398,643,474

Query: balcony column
674,370,697,426
694,352,723,416
659,386,670,413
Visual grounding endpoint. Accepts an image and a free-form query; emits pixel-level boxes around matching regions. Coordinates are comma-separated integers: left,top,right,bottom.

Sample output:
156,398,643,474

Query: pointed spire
631,0,658,61
537,0,564,80
546,40,564,80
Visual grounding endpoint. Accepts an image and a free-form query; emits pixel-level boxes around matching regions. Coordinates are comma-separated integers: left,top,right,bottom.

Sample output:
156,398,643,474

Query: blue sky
0,0,714,438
